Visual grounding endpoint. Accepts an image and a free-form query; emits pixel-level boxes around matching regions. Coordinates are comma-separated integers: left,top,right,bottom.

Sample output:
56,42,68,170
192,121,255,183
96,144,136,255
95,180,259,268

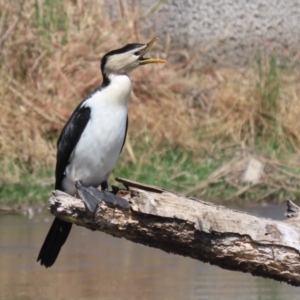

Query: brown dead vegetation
1,0,300,201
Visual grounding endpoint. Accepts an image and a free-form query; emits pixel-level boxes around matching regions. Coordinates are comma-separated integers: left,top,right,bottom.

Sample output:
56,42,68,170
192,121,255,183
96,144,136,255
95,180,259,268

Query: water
0,206,299,300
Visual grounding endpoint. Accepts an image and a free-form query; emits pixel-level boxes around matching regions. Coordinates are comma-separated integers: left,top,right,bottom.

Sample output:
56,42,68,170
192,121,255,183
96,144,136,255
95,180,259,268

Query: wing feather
55,103,91,190
120,115,128,153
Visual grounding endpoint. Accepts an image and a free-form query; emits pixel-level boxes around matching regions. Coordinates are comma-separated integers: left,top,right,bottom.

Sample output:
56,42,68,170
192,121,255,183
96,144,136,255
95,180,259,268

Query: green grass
1,141,300,207
0,174,53,206
0,145,224,206
113,145,223,193
255,55,296,153
34,0,68,34
0,161,53,206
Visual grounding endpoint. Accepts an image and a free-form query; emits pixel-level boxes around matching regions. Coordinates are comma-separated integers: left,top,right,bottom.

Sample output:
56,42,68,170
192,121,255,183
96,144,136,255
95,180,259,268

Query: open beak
139,37,166,65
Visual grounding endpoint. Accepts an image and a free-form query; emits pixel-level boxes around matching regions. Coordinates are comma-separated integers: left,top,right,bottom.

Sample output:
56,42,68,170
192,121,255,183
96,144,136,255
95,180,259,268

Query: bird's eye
134,50,142,56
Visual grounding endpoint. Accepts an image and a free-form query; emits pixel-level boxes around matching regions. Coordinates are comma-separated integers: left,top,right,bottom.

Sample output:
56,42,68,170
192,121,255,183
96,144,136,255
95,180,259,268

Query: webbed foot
75,181,130,212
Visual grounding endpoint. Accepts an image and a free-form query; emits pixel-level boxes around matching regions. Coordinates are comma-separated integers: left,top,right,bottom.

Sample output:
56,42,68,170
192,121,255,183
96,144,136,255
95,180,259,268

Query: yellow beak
139,37,166,65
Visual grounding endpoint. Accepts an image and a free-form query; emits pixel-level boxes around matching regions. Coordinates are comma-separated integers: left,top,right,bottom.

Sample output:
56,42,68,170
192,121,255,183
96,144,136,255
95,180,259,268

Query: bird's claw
75,181,130,212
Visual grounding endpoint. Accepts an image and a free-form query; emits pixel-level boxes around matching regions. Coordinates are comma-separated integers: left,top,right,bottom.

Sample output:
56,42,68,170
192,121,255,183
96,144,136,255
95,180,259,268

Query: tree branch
49,178,300,286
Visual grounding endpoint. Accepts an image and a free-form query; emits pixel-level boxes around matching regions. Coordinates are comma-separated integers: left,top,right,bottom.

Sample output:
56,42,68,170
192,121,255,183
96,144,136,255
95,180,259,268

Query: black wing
55,103,91,190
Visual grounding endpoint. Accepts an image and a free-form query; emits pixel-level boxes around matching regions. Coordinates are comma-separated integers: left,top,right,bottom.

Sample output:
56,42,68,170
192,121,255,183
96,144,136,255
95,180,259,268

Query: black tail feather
37,218,72,268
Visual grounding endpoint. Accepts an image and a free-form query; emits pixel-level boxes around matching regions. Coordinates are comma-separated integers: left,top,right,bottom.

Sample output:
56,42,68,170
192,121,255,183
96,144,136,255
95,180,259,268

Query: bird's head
101,37,166,76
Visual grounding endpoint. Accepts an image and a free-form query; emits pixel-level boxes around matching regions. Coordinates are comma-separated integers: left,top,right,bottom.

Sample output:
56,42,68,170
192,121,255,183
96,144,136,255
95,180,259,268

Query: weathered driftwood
49,178,300,286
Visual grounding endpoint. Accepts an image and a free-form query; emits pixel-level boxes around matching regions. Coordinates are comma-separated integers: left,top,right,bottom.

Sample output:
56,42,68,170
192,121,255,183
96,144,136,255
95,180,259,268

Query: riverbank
1,1,300,206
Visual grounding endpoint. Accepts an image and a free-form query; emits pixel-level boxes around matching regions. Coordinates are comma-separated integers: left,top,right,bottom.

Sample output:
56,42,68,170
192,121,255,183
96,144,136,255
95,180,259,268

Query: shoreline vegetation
1,0,300,208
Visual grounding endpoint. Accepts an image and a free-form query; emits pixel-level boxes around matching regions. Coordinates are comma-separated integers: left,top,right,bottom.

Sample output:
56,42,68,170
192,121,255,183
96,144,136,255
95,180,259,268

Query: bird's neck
101,73,132,106
102,69,130,84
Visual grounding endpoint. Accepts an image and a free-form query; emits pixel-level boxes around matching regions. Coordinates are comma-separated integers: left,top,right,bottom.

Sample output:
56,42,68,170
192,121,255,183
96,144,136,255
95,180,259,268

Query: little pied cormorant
37,38,165,268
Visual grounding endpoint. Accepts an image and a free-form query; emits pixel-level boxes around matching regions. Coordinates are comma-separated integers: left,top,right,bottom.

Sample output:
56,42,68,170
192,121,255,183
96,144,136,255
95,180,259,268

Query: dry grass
1,0,300,201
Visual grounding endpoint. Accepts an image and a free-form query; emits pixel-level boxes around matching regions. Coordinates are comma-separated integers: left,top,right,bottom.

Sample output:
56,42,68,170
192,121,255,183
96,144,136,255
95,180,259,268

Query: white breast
62,74,131,195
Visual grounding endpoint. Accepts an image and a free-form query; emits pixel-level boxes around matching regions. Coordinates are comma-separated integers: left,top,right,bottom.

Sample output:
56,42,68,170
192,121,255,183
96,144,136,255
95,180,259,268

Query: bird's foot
75,181,101,212
75,181,130,213
101,189,130,209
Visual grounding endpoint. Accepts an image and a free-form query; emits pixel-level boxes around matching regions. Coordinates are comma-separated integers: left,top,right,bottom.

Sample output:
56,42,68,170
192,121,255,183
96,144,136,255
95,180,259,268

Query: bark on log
49,178,300,286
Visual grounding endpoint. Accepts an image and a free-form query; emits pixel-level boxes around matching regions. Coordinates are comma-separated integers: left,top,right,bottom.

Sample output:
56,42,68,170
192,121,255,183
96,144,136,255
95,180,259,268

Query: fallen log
49,178,300,286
